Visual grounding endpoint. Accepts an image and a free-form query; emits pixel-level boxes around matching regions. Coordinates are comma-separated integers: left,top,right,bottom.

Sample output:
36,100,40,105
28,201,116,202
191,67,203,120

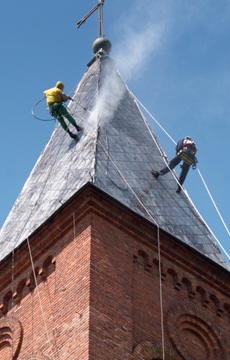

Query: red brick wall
89,210,230,360
0,186,229,360
0,203,93,360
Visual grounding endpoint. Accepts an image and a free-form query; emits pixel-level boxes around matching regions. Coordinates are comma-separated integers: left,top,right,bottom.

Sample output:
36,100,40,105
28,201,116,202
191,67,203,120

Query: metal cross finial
77,0,105,38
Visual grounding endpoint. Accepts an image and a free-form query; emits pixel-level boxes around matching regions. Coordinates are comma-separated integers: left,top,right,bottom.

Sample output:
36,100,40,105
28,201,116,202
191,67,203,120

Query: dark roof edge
1,182,229,275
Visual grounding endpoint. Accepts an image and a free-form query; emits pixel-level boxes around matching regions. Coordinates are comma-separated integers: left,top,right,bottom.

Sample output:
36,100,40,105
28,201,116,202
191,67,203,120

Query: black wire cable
32,97,55,122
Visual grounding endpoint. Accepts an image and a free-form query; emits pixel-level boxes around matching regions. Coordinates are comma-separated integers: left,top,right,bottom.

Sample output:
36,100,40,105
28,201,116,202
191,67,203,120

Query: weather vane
77,0,105,38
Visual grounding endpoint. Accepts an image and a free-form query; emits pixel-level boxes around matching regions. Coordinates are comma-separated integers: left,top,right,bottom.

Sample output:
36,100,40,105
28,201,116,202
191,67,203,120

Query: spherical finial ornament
92,37,112,54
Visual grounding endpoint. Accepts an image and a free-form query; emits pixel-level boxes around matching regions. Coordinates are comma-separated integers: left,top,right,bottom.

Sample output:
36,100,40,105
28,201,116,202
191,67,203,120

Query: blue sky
1,0,230,265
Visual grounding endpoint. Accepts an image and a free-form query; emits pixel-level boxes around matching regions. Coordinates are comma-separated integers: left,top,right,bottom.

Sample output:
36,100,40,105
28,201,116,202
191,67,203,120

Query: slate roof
0,55,228,270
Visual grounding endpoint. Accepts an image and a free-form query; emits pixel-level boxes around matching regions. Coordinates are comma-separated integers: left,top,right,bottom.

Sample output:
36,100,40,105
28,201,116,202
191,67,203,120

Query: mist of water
89,1,168,127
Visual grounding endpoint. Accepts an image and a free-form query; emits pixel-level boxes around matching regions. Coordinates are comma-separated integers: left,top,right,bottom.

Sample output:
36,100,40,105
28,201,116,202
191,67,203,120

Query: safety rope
132,93,177,145
11,249,15,358
185,189,230,261
11,121,62,252
157,226,165,360
72,213,83,354
14,122,79,357
5,122,66,359
197,169,230,237
98,137,165,359
132,95,184,187
27,237,56,360
132,92,230,257
137,99,188,196
73,213,78,355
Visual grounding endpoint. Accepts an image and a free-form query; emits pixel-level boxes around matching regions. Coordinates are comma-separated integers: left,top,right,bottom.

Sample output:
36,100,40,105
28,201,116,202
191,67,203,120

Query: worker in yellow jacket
44,81,83,139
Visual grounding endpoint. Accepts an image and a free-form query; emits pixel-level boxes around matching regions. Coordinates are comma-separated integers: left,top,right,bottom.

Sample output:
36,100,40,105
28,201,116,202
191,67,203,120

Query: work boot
151,170,160,179
176,187,181,194
67,130,78,139
76,125,83,132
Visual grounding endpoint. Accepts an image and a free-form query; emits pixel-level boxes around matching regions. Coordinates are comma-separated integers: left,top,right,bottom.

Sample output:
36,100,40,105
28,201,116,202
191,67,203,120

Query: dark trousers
160,155,190,186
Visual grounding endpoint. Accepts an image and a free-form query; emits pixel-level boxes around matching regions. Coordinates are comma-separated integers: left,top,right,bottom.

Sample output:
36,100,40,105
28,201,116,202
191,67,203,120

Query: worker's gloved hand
68,96,74,101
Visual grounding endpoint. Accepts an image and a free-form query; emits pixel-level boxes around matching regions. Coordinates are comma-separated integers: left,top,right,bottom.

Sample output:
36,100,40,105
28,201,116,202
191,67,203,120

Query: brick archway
130,341,179,360
166,304,228,360
0,317,23,360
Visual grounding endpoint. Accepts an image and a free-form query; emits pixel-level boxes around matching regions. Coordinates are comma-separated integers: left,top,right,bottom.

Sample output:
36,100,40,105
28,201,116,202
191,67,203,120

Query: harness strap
49,102,62,116
177,149,195,165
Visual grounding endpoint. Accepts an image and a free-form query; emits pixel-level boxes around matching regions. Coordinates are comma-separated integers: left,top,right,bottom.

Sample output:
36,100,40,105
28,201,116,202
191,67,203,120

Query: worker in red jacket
151,136,198,193
44,81,83,139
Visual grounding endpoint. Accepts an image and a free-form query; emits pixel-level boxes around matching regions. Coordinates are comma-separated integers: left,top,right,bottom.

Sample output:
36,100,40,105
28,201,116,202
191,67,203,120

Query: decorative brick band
133,250,230,320
0,255,55,317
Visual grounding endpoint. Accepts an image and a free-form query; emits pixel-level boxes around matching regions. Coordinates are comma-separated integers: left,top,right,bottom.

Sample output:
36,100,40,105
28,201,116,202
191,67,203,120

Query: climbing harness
48,102,63,117
177,149,196,166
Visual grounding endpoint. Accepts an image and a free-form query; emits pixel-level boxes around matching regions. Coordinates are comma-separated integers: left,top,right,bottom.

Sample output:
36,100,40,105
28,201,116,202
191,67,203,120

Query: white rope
132,92,230,258
99,138,166,358
185,190,230,260
72,213,82,353
131,92,176,145
27,238,56,360
99,139,159,226
197,168,230,237
157,226,165,360
11,250,15,358
11,122,62,252
73,212,78,355
133,96,190,193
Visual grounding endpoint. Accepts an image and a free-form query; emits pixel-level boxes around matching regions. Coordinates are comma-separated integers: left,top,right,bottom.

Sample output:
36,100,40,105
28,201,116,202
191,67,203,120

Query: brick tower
0,37,229,359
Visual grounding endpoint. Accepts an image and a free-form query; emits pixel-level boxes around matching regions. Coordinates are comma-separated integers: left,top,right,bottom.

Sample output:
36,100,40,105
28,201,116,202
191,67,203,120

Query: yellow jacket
44,87,63,106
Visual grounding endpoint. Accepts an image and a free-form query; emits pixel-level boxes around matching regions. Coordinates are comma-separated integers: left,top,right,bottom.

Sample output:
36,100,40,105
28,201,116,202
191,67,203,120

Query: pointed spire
0,56,228,269
0,5,228,270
